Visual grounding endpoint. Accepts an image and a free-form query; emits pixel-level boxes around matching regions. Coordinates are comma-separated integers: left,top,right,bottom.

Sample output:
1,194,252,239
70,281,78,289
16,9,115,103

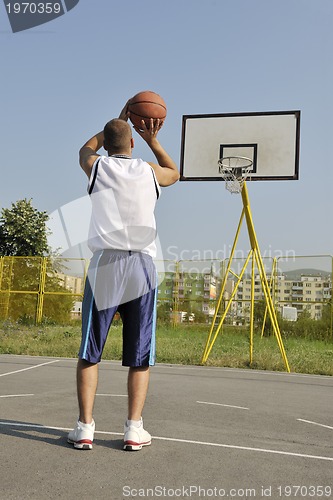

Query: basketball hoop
218,156,253,194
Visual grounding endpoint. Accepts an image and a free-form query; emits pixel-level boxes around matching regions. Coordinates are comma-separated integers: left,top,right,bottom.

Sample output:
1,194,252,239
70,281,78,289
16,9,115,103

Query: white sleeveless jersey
87,155,161,257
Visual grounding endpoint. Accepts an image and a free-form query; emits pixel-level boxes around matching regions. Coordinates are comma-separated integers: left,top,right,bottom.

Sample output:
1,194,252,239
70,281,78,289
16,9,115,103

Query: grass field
0,321,332,376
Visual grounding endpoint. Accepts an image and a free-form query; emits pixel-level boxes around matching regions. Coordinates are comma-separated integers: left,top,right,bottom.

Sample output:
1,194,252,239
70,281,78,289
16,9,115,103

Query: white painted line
298,419,333,431
197,401,249,410
0,421,332,462
1,355,333,381
153,364,333,381
0,421,122,434
0,394,34,398
151,436,333,462
96,394,127,397
0,360,59,377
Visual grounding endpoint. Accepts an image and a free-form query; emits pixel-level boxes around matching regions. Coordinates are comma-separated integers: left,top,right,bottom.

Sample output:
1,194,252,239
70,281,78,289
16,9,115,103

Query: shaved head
103,119,133,154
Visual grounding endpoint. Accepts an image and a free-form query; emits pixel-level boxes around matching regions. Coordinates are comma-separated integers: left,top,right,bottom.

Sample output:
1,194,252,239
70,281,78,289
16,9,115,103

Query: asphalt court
0,354,332,500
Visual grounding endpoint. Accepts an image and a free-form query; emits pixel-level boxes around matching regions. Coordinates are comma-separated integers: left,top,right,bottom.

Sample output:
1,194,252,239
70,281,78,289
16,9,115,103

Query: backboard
180,111,300,181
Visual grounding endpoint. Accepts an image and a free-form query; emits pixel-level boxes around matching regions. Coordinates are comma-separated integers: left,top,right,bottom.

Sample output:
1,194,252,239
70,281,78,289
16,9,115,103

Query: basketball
128,91,167,129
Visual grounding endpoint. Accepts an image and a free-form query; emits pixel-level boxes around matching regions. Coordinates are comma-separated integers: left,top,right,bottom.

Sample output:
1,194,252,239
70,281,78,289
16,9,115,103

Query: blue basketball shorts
79,249,157,366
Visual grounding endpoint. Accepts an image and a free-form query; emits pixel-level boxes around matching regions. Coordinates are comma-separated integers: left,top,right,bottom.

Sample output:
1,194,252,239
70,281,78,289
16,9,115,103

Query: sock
78,419,94,428
127,418,142,428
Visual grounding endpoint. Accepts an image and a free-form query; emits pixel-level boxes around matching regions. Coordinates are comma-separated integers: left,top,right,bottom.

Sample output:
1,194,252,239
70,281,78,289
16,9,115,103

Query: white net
218,156,253,194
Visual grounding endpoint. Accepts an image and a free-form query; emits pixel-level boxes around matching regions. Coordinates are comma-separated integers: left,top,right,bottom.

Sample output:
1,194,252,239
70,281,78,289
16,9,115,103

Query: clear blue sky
1,0,333,266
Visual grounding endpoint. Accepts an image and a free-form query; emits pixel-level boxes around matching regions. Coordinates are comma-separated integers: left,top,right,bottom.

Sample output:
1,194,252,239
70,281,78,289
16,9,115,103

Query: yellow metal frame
261,257,277,338
201,182,291,372
36,258,47,324
0,256,86,324
172,260,180,327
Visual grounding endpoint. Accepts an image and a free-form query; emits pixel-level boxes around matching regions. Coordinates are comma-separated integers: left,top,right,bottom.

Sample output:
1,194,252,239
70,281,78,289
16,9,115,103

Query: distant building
234,273,331,321
55,273,84,319
157,270,220,319
157,269,331,322
275,274,331,320
72,301,82,318
56,273,84,295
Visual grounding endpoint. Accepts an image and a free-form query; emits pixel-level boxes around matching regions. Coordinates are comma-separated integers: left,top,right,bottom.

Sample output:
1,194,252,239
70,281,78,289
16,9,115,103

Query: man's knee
78,358,98,369
129,366,149,373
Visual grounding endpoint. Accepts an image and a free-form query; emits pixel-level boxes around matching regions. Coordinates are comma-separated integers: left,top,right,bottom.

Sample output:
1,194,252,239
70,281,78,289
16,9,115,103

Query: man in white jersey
68,101,179,451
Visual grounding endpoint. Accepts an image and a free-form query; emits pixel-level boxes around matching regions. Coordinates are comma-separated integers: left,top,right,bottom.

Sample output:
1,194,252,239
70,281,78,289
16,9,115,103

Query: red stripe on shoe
124,440,150,446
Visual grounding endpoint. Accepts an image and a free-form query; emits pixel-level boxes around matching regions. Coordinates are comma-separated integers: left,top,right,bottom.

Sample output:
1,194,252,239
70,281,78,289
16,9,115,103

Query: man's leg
77,358,98,424
127,366,150,420
124,366,151,450
67,358,97,449
122,253,156,450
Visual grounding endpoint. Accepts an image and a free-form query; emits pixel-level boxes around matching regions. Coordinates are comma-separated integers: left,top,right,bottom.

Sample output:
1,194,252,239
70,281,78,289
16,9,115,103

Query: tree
253,299,273,335
0,198,49,256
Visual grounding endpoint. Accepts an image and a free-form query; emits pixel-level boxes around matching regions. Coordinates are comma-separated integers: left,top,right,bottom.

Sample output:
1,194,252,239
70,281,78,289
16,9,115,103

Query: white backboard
180,111,300,181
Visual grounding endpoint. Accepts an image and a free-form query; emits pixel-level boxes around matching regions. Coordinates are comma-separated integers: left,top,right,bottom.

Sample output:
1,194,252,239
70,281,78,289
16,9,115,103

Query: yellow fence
0,257,87,324
0,255,332,328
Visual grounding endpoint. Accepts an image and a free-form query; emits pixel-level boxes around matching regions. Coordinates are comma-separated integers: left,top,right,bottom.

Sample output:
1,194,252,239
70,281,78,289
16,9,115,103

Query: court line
150,362,333,380
0,360,59,377
1,355,333,381
298,419,333,431
0,421,332,462
197,401,249,410
0,394,34,398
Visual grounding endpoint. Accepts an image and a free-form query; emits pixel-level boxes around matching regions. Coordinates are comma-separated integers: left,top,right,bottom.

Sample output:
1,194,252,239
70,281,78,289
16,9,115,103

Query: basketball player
68,101,179,451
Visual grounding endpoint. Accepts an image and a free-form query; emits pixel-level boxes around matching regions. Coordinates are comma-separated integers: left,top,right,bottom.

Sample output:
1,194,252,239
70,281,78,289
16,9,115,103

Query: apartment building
232,273,332,321
277,274,331,320
157,270,218,320
56,273,84,318
157,270,331,322
56,273,84,295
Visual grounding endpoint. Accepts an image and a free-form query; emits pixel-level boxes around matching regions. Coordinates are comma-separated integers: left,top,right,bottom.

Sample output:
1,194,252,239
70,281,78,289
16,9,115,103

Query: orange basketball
128,91,167,129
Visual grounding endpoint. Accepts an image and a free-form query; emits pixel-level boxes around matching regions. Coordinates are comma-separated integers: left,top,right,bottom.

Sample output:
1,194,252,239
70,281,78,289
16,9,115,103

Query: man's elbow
79,144,88,158
174,171,180,182
79,147,85,166
79,146,91,169
163,171,180,187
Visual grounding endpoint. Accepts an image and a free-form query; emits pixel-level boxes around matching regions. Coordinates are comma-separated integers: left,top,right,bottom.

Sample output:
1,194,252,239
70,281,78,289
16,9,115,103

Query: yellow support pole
254,249,290,372
201,181,291,372
3,257,14,320
172,260,180,327
261,258,277,338
249,252,255,366
202,250,253,363
201,209,245,362
36,257,47,324
241,183,290,372
272,257,277,310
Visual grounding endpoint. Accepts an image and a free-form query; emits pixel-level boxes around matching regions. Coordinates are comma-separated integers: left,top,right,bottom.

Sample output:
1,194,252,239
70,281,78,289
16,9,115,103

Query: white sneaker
67,419,95,450
123,418,151,451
